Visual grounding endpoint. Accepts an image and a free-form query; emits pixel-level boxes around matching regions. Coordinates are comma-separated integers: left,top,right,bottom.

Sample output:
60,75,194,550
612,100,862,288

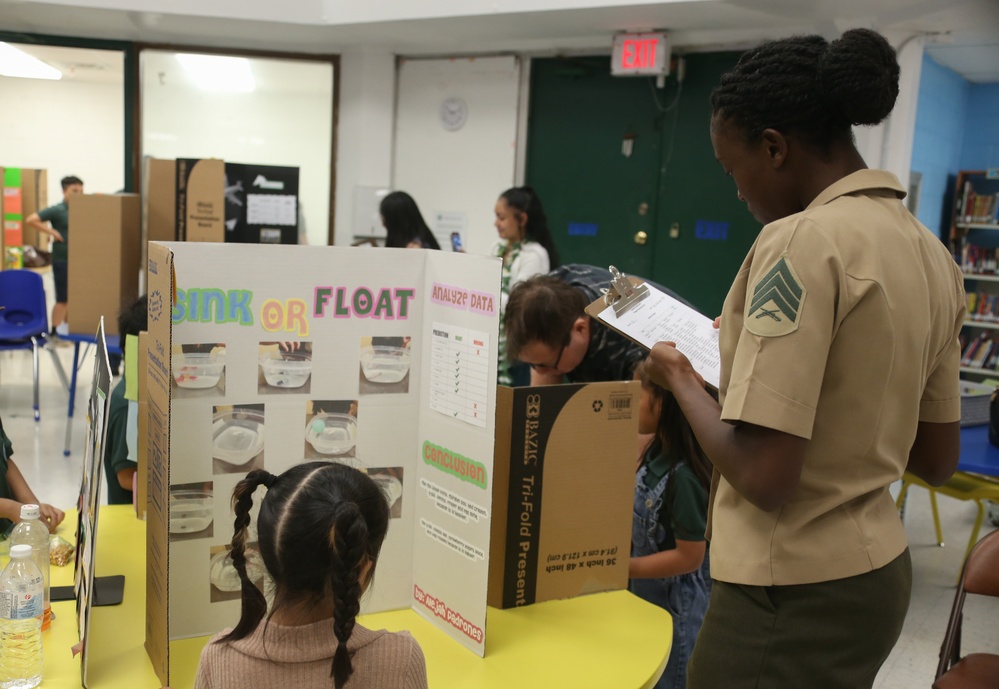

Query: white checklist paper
598,286,720,388
429,322,490,427
247,193,297,226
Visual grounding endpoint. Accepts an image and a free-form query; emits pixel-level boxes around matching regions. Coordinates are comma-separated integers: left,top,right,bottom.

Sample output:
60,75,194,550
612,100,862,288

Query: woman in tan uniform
643,29,964,689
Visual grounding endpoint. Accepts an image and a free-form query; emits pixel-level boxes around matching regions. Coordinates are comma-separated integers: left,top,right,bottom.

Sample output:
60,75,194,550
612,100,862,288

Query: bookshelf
953,170,999,378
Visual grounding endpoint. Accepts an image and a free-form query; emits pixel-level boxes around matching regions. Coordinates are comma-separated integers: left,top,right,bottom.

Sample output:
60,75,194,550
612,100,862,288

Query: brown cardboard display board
136,330,149,520
143,158,224,290
144,158,178,245
488,381,639,609
67,194,141,337
176,158,225,243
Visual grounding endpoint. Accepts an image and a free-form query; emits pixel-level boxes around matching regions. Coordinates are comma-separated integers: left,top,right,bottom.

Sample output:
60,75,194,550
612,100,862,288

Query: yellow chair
896,471,999,572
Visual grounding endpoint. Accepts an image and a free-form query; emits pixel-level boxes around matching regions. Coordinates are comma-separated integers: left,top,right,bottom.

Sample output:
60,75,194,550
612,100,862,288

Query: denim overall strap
630,461,711,689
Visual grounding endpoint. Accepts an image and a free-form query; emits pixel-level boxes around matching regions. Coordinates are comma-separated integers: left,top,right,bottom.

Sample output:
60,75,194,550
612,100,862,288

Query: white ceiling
1,0,997,82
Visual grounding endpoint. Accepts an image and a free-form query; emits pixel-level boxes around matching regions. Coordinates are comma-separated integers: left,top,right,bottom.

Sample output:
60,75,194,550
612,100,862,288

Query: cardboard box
144,241,502,687
489,381,639,609
67,194,141,337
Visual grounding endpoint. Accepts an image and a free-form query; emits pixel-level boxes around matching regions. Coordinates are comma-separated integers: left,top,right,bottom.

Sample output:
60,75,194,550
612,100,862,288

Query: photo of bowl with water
369,473,403,516
213,407,265,468
172,352,225,390
209,546,267,603
259,350,312,389
360,346,410,384
305,412,357,456
169,487,213,538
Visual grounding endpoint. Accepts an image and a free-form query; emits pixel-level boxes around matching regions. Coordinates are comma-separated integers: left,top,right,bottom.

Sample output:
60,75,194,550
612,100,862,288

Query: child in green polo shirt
25,175,84,332
629,367,713,689
0,416,65,536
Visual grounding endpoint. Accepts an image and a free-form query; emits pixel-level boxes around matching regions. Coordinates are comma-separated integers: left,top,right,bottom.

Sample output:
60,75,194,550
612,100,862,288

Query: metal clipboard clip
601,265,650,316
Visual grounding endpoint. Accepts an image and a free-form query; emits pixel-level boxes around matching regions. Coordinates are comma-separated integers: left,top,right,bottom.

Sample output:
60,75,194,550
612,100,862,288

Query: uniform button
646,499,654,508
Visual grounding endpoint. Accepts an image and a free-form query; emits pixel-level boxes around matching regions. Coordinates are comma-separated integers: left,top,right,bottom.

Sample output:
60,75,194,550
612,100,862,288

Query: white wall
854,36,925,191
393,56,521,255
141,51,334,245
332,51,396,246
0,75,124,201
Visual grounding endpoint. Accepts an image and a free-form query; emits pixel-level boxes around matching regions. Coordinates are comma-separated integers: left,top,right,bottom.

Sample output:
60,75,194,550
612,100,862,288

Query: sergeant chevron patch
745,253,806,337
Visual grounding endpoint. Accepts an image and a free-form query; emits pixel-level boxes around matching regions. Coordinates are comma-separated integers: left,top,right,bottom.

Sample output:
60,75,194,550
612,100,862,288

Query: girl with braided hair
194,462,427,689
629,367,712,689
642,28,963,688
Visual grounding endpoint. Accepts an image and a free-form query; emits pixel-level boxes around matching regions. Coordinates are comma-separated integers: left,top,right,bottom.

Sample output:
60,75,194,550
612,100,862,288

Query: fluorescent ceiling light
0,43,62,81
176,53,255,93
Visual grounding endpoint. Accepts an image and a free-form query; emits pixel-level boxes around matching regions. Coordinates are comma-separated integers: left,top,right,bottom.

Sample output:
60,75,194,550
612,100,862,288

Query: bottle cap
10,545,32,559
19,504,40,521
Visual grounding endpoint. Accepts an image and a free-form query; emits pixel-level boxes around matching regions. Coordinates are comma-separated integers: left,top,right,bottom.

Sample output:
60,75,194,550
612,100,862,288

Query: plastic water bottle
9,506,50,632
0,544,44,689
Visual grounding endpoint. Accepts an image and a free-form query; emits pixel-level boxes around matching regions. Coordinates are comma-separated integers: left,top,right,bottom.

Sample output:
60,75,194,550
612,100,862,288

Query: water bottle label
0,584,43,620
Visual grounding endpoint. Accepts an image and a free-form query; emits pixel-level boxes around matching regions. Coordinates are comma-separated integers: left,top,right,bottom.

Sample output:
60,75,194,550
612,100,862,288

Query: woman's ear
760,128,788,169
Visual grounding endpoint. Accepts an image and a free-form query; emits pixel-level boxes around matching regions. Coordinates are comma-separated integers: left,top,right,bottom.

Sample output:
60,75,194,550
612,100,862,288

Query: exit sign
611,32,670,76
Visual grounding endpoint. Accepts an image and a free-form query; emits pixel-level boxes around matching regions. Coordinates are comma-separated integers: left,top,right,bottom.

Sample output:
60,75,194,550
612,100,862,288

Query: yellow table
44,507,672,688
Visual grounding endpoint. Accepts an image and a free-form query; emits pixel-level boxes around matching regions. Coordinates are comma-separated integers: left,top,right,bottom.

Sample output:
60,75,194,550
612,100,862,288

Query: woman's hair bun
819,28,900,127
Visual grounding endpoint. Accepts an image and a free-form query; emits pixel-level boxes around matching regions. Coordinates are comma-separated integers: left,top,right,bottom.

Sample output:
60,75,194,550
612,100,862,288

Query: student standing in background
380,191,441,250
643,29,964,689
26,175,84,333
492,186,559,386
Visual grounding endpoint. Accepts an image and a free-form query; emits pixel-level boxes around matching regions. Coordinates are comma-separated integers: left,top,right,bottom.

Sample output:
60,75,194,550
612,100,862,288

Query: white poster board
145,242,500,684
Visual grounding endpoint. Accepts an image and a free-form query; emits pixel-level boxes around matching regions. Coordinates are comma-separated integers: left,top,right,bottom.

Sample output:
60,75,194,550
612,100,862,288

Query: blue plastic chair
0,269,51,421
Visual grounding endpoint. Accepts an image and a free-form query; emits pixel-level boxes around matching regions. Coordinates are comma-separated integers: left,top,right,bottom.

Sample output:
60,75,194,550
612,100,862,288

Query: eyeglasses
528,336,569,373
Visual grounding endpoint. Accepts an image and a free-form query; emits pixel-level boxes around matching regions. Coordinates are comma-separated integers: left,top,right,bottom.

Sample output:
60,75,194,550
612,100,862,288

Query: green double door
526,52,760,316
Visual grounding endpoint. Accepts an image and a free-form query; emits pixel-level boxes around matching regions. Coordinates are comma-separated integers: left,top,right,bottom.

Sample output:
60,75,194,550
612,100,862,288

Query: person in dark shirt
26,175,84,331
0,416,65,534
504,264,694,385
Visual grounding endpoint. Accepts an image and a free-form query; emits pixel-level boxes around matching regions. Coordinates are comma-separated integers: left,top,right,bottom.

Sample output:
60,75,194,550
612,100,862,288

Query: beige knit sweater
194,618,428,689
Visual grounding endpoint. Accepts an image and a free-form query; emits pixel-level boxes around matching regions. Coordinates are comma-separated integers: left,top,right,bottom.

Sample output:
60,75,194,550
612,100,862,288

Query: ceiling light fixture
176,53,255,93
0,43,62,81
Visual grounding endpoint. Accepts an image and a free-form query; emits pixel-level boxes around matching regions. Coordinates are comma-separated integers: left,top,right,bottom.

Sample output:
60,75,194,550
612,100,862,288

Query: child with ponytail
195,462,427,689
630,367,712,689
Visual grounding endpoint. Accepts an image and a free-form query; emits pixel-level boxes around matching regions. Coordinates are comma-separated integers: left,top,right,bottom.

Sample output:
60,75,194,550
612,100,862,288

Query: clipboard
584,266,721,389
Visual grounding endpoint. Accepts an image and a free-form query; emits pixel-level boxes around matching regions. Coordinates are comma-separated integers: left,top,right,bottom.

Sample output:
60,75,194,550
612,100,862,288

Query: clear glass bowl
210,548,265,592
169,489,213,534
259,352,312,388
172,352,225,389
360,346,411,384
212,409,265,465
305,413,357,455
370,474,403,510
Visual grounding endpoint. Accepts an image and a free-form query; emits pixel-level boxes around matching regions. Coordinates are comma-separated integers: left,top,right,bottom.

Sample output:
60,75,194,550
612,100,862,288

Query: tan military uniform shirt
711,169,965,586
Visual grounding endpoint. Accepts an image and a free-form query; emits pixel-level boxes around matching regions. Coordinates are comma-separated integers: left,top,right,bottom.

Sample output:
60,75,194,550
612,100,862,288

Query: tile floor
0,343,997,687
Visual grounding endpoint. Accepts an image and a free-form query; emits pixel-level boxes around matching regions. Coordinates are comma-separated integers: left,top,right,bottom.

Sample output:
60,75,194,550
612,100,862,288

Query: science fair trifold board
145,242,501,685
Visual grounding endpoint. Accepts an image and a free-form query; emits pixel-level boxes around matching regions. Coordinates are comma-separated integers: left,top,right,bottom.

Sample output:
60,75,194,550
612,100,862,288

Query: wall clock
439,97,468,132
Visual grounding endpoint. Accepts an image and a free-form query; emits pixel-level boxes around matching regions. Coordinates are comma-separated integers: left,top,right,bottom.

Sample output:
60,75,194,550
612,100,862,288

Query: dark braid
329,503,369,688
220,469,276,642
710,28,899,151
213,462,390,686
